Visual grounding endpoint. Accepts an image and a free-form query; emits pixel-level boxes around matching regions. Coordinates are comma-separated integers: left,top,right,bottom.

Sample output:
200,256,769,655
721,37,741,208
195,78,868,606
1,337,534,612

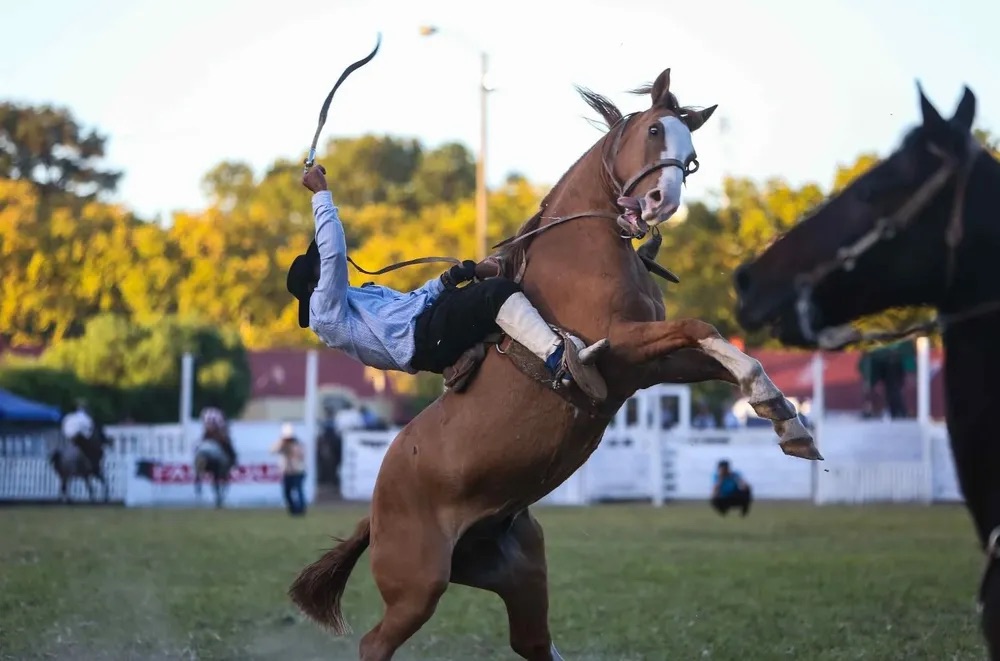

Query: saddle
442,330,609,412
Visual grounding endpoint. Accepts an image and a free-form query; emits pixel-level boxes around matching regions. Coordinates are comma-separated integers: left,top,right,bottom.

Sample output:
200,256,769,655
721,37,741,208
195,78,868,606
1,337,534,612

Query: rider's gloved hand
440,260,478,289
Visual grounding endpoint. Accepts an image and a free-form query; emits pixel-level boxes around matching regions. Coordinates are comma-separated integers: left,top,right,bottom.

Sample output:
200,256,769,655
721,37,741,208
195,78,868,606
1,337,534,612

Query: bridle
492,112,699,251
789,139,987,351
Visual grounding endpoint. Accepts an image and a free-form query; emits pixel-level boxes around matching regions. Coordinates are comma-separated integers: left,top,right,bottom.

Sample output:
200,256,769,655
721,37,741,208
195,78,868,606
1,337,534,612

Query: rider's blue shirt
308,191,444,372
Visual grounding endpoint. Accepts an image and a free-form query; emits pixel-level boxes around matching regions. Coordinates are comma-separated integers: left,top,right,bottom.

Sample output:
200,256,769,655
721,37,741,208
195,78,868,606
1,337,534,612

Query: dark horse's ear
917,81,945,130
650,68,672,107
685,105,718,132
950,85,976,133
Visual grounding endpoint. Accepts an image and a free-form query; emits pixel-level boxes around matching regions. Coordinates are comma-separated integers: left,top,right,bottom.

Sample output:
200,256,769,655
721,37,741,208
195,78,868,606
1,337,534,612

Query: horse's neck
541,136,616,222
948,154,1000,312
942,316,1000,546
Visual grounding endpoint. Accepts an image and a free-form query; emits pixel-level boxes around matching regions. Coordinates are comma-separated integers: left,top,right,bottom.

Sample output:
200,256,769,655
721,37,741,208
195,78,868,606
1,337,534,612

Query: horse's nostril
647,189,662,204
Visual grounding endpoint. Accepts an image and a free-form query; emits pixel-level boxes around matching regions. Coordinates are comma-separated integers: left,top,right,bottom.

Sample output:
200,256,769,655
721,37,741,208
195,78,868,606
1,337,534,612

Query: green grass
0,502,987,660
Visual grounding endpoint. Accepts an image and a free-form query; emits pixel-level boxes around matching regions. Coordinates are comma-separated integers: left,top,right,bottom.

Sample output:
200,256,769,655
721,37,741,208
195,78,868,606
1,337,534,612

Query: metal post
476,50,489,261
810,352,825,504
180,353,194,444
916,336,933,503
304,349,319,505
419,26,490,261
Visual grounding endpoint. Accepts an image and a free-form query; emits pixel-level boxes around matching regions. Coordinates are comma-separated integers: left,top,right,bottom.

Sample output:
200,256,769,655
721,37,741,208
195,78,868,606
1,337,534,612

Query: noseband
791,140,984,350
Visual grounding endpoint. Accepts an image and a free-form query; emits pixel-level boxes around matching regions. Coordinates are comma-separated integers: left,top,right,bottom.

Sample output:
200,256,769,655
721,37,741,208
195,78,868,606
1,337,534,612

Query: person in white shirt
61,400,94,451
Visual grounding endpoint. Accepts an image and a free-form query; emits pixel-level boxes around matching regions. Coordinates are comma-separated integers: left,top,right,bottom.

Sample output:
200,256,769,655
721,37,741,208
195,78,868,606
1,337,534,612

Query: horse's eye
648,125,659,136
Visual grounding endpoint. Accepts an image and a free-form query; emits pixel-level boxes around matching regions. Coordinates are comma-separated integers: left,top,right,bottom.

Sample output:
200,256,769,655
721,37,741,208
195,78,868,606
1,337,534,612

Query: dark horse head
732,83,988,347
732,82,1000,658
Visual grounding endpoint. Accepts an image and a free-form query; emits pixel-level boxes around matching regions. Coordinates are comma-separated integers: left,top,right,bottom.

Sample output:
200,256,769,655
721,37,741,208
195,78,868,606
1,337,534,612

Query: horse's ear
651,68,671,107
685,105,718,132
917,81,945,129
950,85,976,133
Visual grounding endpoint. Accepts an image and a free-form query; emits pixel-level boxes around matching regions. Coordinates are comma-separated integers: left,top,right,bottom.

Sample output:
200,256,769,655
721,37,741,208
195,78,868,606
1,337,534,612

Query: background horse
289,67,819,661
731,83,1000,658
193,425,236,508
50,423,112,503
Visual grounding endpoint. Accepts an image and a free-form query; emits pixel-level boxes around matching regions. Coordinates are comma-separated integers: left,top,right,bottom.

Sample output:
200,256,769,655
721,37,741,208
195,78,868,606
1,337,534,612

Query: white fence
338,385,963,507
0,420,315,507
0,384,963,508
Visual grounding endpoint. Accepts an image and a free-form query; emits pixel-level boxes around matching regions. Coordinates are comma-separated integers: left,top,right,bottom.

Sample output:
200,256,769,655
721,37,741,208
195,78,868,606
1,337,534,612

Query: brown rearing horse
289,68,821,661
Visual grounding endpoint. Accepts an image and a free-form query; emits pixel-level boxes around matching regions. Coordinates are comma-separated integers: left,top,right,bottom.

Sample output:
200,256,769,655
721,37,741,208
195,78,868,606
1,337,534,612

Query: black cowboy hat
286,240,320,329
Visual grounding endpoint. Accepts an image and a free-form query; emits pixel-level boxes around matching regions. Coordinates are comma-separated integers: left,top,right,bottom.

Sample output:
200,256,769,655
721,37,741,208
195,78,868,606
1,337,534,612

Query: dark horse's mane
492,82,704,278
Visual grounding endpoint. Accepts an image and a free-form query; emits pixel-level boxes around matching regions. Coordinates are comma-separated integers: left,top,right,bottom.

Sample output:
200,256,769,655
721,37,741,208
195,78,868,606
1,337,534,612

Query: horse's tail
49,450,61,471
288,516,371,635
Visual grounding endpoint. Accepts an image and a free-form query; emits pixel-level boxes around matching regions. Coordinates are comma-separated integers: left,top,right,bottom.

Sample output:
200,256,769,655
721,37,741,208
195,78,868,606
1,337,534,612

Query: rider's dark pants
410,278,521,374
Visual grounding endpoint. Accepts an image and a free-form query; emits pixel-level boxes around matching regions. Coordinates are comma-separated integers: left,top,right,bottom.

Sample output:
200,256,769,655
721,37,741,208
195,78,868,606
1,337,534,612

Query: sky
2,0,997,223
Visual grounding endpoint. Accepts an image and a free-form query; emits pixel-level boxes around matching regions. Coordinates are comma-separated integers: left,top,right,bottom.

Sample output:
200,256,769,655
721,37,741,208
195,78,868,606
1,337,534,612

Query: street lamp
419,25,490,262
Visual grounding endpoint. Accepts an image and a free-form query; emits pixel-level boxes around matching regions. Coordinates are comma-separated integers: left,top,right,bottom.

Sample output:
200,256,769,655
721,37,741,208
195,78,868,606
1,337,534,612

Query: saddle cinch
442,236,679,410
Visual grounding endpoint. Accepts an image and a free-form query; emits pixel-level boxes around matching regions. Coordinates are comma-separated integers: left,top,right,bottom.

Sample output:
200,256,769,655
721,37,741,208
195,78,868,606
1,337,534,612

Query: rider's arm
309,191,352,339
411,274,445,299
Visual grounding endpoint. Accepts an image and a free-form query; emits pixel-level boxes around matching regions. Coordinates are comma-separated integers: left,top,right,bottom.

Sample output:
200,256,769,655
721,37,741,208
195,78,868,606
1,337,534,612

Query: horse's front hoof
779,438,824,461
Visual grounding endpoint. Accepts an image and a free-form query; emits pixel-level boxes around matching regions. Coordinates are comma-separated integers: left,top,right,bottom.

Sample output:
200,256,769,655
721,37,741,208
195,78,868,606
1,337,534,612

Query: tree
975,128,1000,159
16,314,253,423
410,142,475,208
0,102,121,204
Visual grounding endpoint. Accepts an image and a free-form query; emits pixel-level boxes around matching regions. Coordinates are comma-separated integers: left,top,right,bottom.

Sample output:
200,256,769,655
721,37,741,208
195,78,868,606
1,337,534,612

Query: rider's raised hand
302,164,328,193
440,260,479,289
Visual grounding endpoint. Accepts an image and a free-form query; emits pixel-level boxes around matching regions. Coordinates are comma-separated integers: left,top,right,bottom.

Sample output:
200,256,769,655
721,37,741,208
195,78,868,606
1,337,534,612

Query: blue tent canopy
0,389,62,423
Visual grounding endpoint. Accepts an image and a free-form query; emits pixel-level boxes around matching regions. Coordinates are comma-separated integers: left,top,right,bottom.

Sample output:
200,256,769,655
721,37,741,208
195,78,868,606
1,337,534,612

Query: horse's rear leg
93,471,109,503
359,519,452,661
451,510,562,661
611,318,821,460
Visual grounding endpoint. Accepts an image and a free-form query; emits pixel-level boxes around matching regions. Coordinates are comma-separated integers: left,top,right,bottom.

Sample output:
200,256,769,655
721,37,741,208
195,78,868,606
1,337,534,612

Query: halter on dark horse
732,82,1000,658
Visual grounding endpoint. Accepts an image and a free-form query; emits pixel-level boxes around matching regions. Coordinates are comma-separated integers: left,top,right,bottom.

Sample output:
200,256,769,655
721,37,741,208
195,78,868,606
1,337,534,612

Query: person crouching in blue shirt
286,164,607,399
711,459,752,517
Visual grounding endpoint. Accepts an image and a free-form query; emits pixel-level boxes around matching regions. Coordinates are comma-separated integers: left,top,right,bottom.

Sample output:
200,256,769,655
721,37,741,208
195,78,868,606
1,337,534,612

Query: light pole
419,25,490,261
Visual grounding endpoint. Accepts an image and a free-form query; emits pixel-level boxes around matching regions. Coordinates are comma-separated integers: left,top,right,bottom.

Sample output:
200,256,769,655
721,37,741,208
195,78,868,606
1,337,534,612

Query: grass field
0,502,988,660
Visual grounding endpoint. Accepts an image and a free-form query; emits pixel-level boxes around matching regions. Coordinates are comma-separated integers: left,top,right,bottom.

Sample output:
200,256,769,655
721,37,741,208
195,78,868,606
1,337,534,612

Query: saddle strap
493,335,617,416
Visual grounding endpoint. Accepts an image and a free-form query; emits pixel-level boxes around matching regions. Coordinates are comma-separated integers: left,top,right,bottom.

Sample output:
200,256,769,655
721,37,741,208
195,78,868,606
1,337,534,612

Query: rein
345,254,462,276
793,142,990,351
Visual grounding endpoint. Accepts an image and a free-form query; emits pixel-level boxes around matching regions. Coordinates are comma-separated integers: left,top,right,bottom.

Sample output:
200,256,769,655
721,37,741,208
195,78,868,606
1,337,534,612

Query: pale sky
2,0,996,223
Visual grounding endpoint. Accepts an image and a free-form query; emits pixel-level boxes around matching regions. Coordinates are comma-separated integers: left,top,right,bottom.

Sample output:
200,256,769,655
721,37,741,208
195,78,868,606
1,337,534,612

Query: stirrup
555,334,608,402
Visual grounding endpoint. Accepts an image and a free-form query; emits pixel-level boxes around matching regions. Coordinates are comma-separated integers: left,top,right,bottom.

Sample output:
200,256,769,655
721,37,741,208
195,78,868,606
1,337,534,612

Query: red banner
145,463,282,484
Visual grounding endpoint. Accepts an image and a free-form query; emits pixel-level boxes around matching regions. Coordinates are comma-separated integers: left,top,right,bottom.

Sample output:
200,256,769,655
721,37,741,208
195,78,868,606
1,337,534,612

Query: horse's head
588,68,717,232
733,82,982,348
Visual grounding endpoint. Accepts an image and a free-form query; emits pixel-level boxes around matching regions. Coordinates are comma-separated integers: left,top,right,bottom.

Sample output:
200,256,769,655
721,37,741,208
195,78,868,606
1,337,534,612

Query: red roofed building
747,347,946,419
241,348,406,422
